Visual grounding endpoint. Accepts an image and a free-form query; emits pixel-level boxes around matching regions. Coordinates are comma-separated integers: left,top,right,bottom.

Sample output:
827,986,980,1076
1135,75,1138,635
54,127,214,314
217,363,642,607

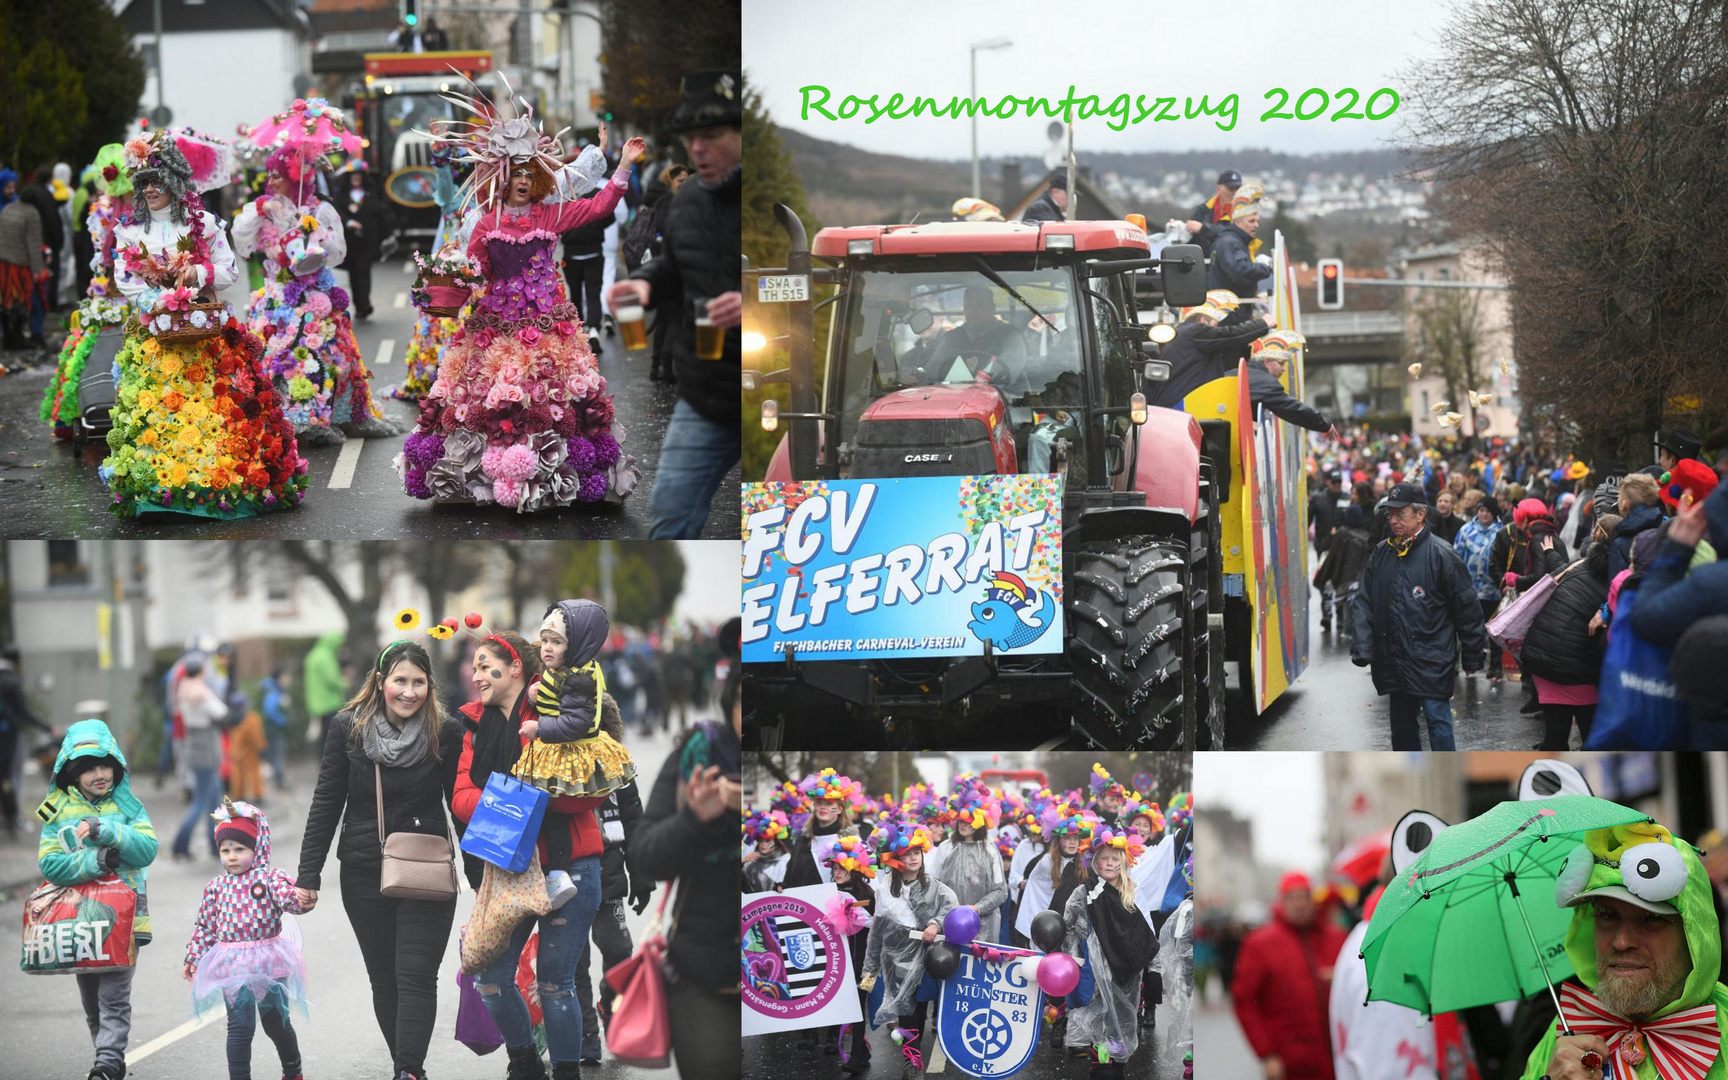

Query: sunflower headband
391,606,489,644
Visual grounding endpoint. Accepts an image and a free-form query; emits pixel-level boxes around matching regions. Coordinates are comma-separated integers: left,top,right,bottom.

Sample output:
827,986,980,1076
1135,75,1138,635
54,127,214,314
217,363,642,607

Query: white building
119,0,315,140
1401,241,1523,439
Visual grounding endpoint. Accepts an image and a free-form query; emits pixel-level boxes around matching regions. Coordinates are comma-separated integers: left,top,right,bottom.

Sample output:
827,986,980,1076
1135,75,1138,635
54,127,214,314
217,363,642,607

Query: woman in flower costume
1063,827,1158,1080
41,143,133,438
101,131,308,519
233,121,396,445
398,77,646,511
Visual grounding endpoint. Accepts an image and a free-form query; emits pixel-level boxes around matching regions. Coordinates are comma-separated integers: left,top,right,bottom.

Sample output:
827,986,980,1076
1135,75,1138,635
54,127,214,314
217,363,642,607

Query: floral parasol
248,97,363,162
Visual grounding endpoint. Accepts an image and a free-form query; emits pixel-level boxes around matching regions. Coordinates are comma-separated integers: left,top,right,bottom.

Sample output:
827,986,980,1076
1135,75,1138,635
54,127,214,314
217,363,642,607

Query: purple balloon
943,906,981,947
1038,952,1080,996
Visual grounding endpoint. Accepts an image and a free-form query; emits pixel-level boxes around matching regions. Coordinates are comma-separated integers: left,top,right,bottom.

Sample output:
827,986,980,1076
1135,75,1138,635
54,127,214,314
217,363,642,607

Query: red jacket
1232,908,1348,1080
450,699,606,866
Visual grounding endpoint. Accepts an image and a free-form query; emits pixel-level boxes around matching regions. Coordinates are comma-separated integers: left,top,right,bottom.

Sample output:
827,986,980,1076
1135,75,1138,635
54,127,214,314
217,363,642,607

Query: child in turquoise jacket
36,718,158,1080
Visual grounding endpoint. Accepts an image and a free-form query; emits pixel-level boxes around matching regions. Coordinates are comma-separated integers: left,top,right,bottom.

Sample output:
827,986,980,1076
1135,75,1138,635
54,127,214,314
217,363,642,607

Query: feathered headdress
426,68,569,220
742,809,791,847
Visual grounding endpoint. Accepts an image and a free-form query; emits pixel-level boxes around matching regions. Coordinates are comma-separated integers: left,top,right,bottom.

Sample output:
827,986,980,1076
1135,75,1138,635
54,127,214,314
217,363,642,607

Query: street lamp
969,38,1011,199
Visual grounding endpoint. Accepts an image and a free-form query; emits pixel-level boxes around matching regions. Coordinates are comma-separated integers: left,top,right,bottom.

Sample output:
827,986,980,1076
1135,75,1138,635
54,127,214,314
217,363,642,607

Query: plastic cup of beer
617,304,648,352
694,296,724,360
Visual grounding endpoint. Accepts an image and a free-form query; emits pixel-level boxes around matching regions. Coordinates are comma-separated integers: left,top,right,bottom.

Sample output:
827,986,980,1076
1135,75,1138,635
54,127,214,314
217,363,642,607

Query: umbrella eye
1555,844,1595,907
1620,841,1687,903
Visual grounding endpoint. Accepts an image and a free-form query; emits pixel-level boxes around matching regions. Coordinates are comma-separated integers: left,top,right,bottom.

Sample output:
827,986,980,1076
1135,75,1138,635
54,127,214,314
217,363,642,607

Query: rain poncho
1155,897,1195,1077
37,719,159,940
1062,879,1152,1062
864,874,958,1025
742,850,788,893
932,835,1007,943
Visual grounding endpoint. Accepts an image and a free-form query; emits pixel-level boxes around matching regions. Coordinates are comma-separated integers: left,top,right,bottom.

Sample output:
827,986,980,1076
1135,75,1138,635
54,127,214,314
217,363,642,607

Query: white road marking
328,437,364,490
374,337,396,367
394,291,408,309
128,1014,222,1062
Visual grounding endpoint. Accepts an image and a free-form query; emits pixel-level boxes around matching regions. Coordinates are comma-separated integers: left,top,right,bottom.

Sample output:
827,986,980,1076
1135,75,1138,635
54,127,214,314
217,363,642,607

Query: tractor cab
762,219,1201,498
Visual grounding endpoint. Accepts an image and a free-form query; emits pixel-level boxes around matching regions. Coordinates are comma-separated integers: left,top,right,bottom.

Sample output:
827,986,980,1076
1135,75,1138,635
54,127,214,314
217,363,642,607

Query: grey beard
1596,954,1691,1020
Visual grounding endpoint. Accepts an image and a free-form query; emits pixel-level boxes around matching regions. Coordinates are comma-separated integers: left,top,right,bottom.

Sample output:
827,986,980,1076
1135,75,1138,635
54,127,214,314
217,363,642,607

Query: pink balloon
1038,952,1080,996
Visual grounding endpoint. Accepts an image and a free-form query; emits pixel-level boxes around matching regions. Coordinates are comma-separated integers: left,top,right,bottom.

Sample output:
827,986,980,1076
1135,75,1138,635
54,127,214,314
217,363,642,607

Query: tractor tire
1067,534,1189,748
1192,462,1227,749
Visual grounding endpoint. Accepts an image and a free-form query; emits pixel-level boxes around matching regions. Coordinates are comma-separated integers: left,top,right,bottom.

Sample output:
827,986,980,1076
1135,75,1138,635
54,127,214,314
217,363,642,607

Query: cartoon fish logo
968,571,1057,651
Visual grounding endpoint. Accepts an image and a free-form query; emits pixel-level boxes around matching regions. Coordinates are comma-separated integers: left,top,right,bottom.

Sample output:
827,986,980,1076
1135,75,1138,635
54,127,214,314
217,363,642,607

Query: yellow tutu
512,731,636,799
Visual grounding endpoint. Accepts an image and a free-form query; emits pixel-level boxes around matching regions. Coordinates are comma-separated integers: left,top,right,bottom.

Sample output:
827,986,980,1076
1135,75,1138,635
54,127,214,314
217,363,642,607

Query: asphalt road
0,720,696,1080
1193,993,1260,1077
744,999,1189,1080
0,257,740,539
1222,549,1548,750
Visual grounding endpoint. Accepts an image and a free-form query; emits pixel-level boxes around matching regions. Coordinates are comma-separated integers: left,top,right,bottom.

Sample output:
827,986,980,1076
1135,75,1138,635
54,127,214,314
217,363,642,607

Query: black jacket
1310,487,1346,552
1188,195,1230,258
560,186,614,259
19,182,63,251
596,778,645,902
782,819,852,890
339,182,388,263
627,719,740,992
1431,513,1464,545
622,176,672,272
296,710,466,892
1020,190,1064,223
1207,222,1271,299
629,165,740,426
1490,521,1568,590
1351,527,1489,697
1314,525,1372,592
1519,542,1611,686
1247,360,1331,432
1151,317,1269,407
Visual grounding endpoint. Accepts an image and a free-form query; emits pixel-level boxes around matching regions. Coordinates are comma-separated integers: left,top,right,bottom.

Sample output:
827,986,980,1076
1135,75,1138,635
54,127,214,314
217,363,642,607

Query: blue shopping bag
459,773,549,872
1584,589,1688,750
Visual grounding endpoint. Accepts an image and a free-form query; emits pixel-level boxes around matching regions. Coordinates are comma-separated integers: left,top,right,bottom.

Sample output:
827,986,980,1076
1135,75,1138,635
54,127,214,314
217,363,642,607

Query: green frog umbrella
1359,795,1650,1022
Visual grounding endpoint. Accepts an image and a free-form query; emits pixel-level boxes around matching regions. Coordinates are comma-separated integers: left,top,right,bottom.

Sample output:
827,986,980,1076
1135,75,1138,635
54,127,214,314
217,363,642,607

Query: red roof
812,220,1150,258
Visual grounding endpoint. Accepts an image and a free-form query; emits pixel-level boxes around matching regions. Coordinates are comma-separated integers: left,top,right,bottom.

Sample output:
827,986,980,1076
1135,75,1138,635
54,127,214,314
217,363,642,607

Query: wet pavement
0,257,739,538
1193,994,1259,1077
1223,550,1549,750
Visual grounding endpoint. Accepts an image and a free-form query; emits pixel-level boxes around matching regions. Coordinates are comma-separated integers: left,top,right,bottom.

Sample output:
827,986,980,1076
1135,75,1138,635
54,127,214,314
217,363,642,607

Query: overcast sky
745,0,1456,160
674,540,741,625
1196,751,1326,872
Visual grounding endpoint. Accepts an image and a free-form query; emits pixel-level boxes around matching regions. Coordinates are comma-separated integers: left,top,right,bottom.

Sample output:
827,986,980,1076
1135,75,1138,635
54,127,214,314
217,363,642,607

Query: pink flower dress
398,164,640,510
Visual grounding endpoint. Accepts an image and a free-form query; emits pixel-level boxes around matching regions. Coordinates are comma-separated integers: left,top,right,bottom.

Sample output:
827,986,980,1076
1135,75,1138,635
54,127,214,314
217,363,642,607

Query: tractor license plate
756,274,809,303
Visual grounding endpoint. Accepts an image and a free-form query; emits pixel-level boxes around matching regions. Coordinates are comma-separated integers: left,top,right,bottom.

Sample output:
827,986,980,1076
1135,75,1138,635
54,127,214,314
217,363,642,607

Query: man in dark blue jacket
1351,483,1488,749
1150,302,1271,408
1185,169,1241,258
1208,204,1273,326
1019,175,1067,222
1630,477,1728,648
1248,346,1336,437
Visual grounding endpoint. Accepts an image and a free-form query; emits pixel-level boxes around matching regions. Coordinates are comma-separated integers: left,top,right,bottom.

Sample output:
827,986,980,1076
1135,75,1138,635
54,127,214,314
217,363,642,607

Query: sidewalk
0,756,321,898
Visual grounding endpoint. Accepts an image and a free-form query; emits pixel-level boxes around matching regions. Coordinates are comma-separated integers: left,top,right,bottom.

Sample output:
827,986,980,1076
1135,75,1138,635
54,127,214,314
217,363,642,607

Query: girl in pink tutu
182,798,306,1080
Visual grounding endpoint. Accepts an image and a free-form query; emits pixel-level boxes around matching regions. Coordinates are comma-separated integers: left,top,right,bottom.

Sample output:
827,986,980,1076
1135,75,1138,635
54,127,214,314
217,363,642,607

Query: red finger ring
1580,1052,1603,1069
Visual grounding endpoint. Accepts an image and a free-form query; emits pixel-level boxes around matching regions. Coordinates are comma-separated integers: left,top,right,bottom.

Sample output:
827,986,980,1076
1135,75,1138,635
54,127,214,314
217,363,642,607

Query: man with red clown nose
1521,818,1728,1080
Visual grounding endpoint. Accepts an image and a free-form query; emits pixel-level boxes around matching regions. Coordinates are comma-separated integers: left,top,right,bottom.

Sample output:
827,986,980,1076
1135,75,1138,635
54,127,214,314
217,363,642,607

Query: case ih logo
904,453,952,463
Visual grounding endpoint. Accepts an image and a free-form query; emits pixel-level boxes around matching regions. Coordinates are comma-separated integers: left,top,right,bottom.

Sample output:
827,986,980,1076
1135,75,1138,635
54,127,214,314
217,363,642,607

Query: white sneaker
546,869,578,910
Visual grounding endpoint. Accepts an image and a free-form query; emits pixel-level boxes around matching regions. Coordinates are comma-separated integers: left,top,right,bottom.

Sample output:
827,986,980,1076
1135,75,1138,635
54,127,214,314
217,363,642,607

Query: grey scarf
362,711,427,769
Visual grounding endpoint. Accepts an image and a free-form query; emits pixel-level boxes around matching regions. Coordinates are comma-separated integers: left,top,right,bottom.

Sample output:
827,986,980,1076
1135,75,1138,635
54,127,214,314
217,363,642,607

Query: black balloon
924,941,960,979
1030,911,1064,953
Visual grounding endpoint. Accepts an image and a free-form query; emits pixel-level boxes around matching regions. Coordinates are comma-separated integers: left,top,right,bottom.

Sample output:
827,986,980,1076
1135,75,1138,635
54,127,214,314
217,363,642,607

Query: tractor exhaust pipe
776,203,819,480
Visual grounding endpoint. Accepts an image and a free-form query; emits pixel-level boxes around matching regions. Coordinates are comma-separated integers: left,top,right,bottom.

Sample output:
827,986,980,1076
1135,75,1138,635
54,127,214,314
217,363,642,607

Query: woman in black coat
1519,538,1612,750
339,169,389,320
296,640,465,1080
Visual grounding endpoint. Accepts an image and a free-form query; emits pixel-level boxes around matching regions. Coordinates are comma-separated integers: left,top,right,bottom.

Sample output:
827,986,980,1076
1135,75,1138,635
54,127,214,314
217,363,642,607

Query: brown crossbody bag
375,761,460,901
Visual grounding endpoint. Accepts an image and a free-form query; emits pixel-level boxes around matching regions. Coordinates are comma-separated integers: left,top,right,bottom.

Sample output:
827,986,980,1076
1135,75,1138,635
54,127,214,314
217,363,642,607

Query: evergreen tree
0,0,143,170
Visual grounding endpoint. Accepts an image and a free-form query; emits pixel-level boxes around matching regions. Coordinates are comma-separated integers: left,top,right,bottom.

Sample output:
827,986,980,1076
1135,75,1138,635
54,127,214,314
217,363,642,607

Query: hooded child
183,797,307,1080
37,719,160,1080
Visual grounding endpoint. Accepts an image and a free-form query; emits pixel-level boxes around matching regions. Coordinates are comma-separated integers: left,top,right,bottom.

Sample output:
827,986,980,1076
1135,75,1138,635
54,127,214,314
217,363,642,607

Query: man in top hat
1351,482,1488,750
1644,428,1704,478
1185,169,1242,258
607,70,741,539
1019,174,1068,223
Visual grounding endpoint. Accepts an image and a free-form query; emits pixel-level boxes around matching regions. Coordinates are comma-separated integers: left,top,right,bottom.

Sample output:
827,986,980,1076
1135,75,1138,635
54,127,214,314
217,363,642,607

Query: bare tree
1401,0,1728,462
1410,288,1490,436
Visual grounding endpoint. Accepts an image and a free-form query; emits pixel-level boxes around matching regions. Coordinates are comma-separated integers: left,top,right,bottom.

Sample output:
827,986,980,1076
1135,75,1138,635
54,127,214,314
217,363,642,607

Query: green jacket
36,719,159,940
1521,821,1728,1079
302,631,348,718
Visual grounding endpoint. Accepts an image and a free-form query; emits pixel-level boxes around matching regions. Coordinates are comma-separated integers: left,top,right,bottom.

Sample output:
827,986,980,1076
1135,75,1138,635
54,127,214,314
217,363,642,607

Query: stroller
72,325,126,447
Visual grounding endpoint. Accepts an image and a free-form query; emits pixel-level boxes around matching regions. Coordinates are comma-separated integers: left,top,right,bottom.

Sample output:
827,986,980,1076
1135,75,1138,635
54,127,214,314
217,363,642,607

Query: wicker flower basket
418,273,476,318
149,302,226,344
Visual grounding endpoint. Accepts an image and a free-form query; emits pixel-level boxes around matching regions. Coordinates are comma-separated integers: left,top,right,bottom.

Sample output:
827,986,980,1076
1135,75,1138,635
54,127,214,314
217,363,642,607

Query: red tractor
745,205,1230,750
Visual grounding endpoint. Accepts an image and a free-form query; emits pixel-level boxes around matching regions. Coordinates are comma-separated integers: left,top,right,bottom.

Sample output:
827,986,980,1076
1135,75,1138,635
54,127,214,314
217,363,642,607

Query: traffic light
1317,258,1344,310
402,0,418,26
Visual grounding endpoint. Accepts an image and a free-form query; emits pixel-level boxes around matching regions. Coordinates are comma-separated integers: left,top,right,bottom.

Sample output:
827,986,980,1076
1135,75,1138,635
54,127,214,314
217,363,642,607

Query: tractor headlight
1130,392,1148,425
742,331,767,353
847,239,874,256
1148,322,1177,344
1044,233,1075,250
761,399,779,432
742,370,759,392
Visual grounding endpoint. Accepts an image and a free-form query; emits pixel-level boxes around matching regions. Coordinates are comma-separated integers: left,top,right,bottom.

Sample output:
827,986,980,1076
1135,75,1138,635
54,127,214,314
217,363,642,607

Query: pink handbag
1486,560,1582,658
604,882,675,1068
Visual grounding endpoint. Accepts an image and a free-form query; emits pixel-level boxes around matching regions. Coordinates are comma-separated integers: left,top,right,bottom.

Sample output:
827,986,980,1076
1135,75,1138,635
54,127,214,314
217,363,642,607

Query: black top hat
668,70,742,133
1654,427,1702,461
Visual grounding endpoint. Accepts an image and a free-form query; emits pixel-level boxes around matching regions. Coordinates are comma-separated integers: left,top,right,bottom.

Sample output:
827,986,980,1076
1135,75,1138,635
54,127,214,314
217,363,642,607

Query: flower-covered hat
1090,763,1126,802
799,768,859,804
1043,803,1096,848
90,144,133,197
871,819,934,871
743,809,791,847
1123,797,1165,832
123,130,198,224
824,834,877,879
1091,826,1146,868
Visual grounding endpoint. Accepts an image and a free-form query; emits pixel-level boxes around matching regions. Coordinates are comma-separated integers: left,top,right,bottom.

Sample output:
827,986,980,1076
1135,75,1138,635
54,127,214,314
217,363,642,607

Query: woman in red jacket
450,630,607,1080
